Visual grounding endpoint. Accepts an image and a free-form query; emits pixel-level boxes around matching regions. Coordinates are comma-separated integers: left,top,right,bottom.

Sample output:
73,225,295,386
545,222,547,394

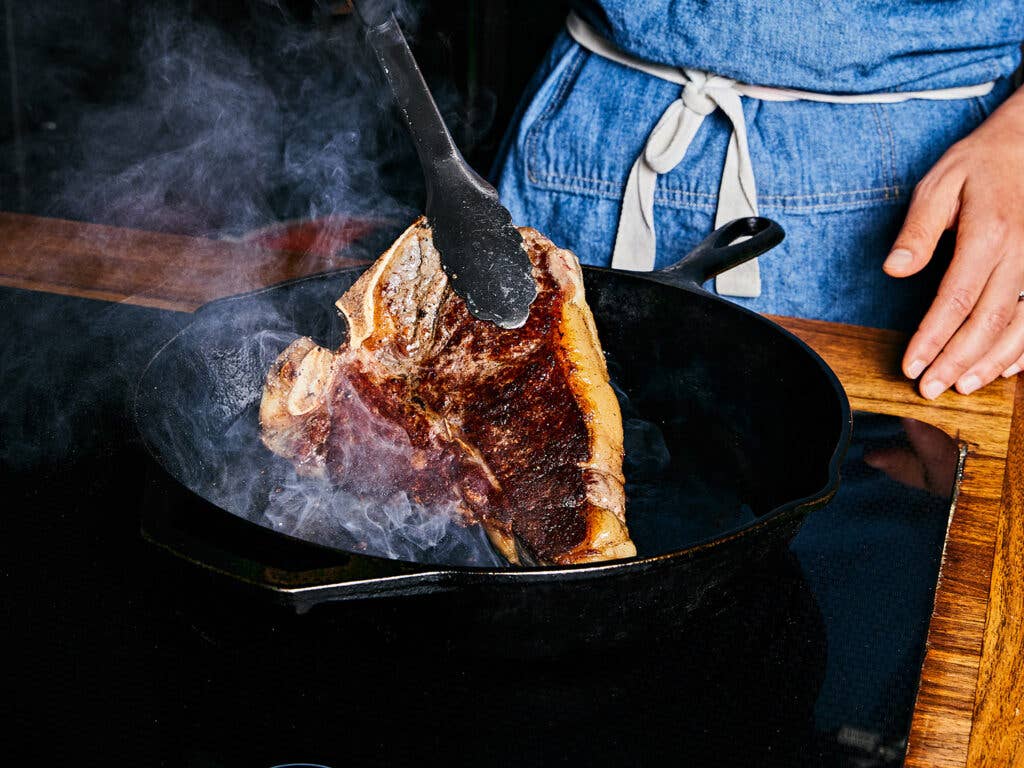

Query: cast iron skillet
135,217,851,622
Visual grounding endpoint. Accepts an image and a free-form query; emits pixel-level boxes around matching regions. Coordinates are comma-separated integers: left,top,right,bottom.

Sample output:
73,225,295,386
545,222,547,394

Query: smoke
264,475,500,565
8,2,703,571
4,1,509,565
135,289,755,568
50,1,423,237
141,312,506,567
0,0,831,574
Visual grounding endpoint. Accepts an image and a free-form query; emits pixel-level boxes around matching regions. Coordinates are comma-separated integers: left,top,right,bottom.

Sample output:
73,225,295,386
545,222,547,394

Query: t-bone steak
259,218,635,565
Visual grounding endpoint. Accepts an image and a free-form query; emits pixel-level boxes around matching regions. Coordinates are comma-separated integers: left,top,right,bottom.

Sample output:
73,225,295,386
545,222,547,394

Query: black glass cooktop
3,287,960,767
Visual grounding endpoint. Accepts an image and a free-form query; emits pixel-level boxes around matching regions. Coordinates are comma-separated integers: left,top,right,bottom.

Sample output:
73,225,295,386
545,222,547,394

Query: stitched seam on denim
871,104,899,201
969,95,988,123
759,186,900,200
869,105,890,193
531,175,903,212
531,170,902,201
763,197,906,213
529,173,719,199
525,46,587,186
882,106,901,200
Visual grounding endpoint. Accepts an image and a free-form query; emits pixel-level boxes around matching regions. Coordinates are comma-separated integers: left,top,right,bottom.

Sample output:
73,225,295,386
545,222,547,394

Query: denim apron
492,3,1021,741
494,4,1021,330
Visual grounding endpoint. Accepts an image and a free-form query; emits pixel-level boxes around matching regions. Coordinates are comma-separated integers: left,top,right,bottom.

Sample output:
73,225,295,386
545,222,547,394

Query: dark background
1,5,965,765
0,0,568,235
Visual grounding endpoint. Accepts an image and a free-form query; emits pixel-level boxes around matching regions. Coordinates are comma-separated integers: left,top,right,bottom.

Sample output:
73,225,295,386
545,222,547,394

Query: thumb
884,170,964,278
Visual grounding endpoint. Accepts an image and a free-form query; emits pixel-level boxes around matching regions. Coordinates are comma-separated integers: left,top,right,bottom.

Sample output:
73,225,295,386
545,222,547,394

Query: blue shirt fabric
494,18,1020,330
573,0,1024,92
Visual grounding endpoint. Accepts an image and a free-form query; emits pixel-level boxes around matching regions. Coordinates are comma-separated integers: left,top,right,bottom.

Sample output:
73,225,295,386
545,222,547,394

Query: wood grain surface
775,317,1022,768
0,212,369,311
966,382,1023,767
2,213,1021,767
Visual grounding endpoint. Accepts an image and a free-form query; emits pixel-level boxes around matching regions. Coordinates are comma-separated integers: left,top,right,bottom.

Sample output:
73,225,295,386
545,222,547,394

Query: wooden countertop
2,212,1020,767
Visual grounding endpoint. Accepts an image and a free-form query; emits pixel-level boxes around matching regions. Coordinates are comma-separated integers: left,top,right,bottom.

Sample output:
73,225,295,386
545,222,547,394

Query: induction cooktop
4,288,960,767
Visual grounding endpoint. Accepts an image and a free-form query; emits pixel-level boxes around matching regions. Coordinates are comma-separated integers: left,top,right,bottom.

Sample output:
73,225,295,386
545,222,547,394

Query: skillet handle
655,217,784,290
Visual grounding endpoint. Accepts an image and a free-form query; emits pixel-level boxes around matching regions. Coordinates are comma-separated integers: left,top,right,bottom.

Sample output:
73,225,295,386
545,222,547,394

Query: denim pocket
522,44,1008,216
883,76,1015,190
969,76,1016,122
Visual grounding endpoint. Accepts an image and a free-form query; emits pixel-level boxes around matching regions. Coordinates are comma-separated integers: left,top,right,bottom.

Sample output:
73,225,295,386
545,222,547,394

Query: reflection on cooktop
791,412,962,766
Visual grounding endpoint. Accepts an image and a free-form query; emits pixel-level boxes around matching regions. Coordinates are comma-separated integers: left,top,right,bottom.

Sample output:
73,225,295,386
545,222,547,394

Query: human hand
883,88,1024,398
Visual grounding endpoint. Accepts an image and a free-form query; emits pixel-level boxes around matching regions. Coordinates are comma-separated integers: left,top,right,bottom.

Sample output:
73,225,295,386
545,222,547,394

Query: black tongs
351,1,537,328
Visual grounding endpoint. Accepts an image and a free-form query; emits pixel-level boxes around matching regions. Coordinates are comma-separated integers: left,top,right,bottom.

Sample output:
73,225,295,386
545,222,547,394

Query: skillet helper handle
657,217,784,291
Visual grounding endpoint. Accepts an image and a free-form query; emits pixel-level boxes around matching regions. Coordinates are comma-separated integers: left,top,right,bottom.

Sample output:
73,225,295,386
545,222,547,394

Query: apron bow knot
681,75,720,116
611,63,762,295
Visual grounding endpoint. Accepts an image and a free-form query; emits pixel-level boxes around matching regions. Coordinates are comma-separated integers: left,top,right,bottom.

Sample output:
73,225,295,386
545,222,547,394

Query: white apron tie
566,11,995,297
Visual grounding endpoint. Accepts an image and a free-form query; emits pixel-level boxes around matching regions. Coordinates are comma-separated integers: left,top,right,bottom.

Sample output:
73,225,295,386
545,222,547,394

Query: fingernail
1003,364,1021,378
921,379,946,400
885,248,914,271
906,359,926,379
957,374,982,395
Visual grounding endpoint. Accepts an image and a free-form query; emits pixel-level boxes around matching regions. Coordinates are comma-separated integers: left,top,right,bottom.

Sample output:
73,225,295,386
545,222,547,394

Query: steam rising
265,481,498,565
139,300,753,567
152,322,505,568
8,4,750,568
54,2,424,237
7,2,506,564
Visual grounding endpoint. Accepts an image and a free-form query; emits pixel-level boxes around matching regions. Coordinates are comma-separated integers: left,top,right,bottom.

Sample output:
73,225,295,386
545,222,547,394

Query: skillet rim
133,263,853,589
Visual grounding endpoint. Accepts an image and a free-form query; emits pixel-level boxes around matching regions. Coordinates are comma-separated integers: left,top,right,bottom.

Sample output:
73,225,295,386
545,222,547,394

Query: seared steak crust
260,219,634,565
